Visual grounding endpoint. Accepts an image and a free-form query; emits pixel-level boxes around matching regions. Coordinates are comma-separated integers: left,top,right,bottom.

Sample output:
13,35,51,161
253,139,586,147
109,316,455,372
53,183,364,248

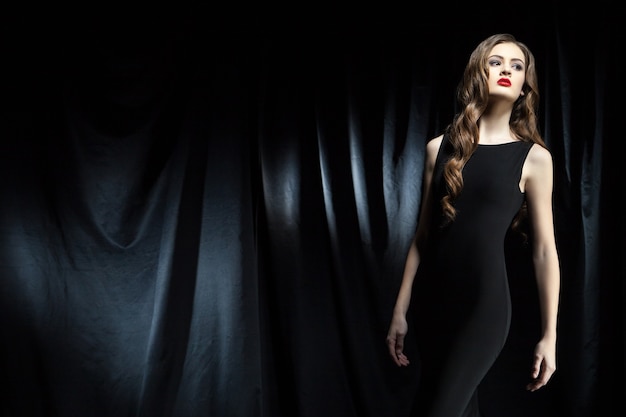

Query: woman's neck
477,108,515,145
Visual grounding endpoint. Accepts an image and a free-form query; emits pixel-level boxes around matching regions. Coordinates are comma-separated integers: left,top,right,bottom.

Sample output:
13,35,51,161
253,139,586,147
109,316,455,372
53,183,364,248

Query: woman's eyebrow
488,55,525,65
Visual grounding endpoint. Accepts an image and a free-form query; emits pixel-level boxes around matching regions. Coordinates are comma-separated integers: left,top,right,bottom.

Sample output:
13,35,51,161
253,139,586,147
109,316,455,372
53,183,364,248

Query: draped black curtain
1,5,622,417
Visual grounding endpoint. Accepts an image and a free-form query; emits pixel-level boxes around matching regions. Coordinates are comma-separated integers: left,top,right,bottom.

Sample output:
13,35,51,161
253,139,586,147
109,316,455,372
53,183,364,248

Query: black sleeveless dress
410,135,534,417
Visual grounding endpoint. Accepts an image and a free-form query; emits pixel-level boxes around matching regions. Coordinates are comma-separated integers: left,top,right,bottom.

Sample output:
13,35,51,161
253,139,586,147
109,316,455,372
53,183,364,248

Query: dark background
1,3,622,417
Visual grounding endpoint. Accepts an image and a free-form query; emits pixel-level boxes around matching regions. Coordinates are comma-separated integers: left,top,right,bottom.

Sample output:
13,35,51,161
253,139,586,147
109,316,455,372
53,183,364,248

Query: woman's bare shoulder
423,135,444,168
426,134,444,156
427,134,444,148
527,143,554,169
523,144,554,191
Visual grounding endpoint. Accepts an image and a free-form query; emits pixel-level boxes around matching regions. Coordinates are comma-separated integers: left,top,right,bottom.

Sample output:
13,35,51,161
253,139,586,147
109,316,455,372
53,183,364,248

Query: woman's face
486,42,526,102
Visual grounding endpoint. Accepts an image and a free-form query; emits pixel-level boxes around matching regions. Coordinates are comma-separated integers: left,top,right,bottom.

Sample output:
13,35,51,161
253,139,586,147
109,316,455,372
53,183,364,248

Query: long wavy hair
441,33,546,237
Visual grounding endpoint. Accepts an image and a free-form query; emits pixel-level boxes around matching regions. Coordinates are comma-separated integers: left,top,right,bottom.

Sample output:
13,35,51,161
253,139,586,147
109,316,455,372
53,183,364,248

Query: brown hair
441,33,546,236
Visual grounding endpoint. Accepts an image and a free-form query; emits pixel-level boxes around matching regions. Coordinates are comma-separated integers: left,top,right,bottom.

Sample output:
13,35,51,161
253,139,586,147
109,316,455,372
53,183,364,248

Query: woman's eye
488,60,501,67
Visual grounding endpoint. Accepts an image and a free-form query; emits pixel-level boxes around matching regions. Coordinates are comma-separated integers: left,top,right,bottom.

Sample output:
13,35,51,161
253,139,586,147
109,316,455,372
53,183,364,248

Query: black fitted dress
410,135,534,417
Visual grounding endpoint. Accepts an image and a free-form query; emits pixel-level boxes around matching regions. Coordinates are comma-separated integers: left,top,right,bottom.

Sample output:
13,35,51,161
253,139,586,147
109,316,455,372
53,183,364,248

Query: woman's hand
386,315,410,367
526,337,557,391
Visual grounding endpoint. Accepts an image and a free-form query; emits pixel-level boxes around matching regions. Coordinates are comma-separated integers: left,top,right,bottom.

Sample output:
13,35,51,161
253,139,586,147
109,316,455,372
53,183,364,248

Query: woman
386,33,560,416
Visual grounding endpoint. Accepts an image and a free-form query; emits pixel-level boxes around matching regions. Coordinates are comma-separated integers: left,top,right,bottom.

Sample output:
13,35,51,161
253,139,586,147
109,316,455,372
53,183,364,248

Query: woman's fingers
386,334,410,366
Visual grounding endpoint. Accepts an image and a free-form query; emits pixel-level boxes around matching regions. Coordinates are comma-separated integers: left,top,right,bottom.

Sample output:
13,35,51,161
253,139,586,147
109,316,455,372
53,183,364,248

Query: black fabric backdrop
1,5,622,417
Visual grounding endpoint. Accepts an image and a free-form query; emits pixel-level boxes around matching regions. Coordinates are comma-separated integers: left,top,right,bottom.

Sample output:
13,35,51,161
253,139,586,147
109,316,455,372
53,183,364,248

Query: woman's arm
522,144,561,391
386,135,442,367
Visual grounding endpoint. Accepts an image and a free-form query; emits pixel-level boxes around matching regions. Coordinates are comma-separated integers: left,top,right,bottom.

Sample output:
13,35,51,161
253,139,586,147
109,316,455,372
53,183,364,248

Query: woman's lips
497,78,511,86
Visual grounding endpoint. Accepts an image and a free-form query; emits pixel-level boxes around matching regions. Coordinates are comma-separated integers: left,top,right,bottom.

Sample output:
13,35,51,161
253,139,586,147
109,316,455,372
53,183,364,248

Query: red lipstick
497,78,511,86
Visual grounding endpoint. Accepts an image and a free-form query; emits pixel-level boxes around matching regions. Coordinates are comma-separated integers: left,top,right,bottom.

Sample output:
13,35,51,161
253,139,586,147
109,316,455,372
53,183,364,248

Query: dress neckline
477,141,523,146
